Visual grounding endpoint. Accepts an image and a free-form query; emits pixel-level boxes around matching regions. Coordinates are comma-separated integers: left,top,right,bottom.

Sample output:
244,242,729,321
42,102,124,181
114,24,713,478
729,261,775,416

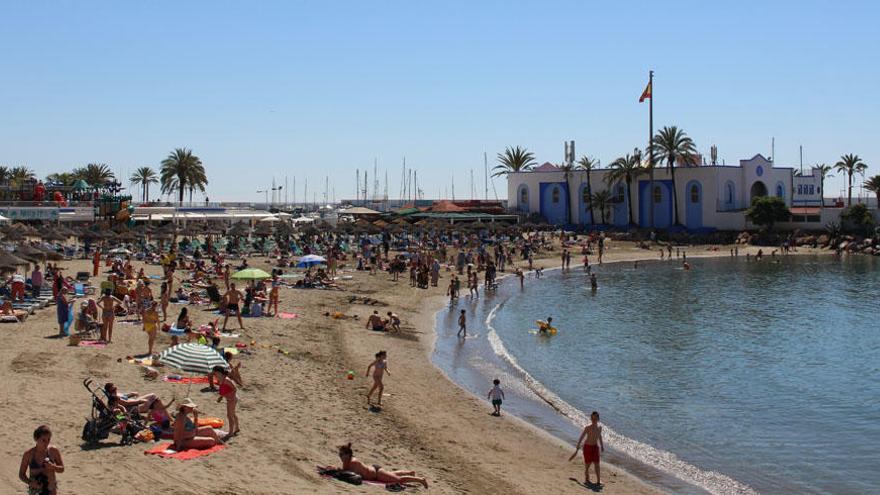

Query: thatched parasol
2,230,27,243
15,244,48,261
0,250,31,270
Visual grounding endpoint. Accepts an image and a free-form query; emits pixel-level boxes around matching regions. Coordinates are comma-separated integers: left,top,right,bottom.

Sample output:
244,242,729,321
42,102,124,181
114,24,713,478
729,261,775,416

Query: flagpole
648,70,655,229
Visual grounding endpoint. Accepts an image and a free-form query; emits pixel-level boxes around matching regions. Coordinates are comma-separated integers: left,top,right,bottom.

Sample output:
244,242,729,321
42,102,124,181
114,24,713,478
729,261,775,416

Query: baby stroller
81,379,145,446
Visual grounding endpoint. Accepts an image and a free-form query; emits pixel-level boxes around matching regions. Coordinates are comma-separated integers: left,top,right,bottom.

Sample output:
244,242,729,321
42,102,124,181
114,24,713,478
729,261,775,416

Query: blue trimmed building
508,154,824,231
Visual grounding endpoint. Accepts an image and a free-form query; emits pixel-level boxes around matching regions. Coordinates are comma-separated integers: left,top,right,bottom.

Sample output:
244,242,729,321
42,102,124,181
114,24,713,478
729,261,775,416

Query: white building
507,154,828,231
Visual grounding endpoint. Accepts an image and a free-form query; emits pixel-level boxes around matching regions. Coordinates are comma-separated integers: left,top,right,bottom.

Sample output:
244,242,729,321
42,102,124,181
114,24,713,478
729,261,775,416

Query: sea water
433,255,879,495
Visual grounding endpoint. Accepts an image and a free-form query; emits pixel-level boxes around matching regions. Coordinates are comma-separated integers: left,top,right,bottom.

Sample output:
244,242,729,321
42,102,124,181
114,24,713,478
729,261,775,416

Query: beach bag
319,468,363,486
335,471,362,486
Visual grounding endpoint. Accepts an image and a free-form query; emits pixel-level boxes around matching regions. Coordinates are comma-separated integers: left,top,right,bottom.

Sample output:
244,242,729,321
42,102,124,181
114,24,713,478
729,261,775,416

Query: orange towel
144,442,225,459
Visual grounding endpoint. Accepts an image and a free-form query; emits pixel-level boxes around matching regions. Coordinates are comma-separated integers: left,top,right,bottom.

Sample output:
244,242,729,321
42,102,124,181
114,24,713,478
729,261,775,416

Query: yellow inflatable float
535,320,558,335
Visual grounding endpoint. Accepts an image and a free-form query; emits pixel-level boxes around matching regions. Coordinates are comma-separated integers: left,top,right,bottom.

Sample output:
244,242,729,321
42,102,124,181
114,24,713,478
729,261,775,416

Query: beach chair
74,283,87,298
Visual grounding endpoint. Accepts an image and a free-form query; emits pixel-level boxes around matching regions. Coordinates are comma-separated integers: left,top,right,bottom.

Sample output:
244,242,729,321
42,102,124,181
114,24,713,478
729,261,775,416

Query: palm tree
74,163,115,187
815,163,833,208
590,190,613,225
46,172,77,186
577,156,599,224
160,148,207,204
865,175,880,207
9,166,36,187
0,166,10,186
560,162,575,225
606,149,645,226
834,154,868,206
652,126,697,226
492,146,536,177
130,167,159,202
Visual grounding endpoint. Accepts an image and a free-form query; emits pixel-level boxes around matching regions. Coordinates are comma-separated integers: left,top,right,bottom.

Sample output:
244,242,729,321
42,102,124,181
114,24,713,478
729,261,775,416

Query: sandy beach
0,241,814,495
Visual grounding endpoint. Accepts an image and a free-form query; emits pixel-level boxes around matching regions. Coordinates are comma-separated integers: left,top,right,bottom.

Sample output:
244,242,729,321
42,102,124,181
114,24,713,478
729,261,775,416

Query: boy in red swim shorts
569,411,604,486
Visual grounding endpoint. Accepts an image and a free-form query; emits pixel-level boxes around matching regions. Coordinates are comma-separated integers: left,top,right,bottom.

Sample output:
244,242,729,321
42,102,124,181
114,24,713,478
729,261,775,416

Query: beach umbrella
230,268,272,280
0,251,30,270
14,244,46,262
296,254,326,268
2,230,26,243
34,246,64,261
72,179,90,191
157,343,228,375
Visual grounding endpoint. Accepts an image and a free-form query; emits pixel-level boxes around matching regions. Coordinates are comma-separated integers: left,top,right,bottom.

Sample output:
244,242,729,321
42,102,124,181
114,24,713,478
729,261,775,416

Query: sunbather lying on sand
330,443,428,488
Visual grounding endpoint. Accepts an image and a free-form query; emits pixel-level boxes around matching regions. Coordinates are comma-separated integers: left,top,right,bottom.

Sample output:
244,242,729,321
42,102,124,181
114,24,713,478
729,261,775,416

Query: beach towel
144,442,225,460
278,312,300,319
161,375,209,384
78,340,107,348
128,357,154,366
218,332,240,338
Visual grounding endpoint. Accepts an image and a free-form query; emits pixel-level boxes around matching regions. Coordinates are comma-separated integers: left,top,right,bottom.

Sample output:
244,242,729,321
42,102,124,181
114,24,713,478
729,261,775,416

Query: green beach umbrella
72,179,90,190
231,268,272,280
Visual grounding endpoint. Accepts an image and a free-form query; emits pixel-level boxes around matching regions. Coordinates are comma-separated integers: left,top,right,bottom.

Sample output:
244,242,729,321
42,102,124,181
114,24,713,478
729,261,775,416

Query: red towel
144,442,225,459
278,312,300,319
78,340,107,348
161,376,209,384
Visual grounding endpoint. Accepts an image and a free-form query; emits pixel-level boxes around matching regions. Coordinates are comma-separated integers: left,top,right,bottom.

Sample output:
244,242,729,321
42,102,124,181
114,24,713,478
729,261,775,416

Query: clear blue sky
1,1,877,202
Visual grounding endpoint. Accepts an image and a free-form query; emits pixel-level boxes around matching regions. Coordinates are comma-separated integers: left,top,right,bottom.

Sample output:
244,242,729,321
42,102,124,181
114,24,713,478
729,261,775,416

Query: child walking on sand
457,309,466,338
487,379,505,416
366,351,390,406
213,366,240,439
569,411,604,486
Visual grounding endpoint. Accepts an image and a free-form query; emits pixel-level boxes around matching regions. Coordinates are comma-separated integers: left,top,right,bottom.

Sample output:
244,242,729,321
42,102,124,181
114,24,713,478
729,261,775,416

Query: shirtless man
222,283,244,330
366,311,385,331
569,411,605,486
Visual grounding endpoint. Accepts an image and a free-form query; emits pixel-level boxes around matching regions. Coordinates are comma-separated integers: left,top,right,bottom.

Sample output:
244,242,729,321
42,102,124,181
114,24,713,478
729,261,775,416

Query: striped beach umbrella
157,343,227,375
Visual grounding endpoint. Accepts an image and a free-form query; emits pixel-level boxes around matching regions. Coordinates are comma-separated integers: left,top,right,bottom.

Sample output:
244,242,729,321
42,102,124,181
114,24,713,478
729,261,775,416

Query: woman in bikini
175,307,193,336
142,300,160,356
268,276,280,317
19,425,64,495
335,443,427,488
172,400,222,451
98,289,122,343
213,366,240,438
160,282,170,321
365,350,390,406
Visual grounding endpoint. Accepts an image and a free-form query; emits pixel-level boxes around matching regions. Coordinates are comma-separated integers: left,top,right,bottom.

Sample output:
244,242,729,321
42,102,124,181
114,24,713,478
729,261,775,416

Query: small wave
485,303,757,495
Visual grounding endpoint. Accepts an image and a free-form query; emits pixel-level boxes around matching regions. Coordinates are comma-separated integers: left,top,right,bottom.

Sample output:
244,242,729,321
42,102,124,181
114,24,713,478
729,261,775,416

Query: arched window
552,187,560,204
726,182,734,204
581,186,590,204
776,183,785,198
653,186,662,204
617,184,625,203
520,187,528,204
690,184,700,203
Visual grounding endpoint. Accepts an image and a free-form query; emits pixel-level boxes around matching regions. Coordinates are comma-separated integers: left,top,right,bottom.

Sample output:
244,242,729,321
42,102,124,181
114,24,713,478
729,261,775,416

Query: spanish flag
639,81,652,102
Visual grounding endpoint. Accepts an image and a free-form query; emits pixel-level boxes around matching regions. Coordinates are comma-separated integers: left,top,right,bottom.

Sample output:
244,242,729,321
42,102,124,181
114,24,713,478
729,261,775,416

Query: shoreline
421,244,828,495
0,242,827,494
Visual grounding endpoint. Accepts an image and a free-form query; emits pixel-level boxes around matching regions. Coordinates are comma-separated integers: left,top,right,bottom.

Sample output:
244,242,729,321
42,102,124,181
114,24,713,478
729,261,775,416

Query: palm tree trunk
146,183,150,202
670,162,680,225
626,177,634,225
847,172,852,206
587,174,595,225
